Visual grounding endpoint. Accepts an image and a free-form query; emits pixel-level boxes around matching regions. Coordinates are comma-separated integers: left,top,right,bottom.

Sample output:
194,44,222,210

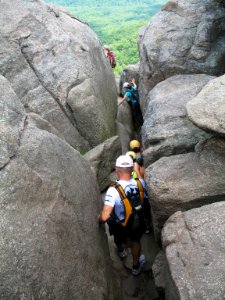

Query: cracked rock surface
162,202,225,300
0,0,119,297
187,74,225,137
141,74,213,167
145,138,225,241
138,0,225,105
0,0,117,151
0,74,118,299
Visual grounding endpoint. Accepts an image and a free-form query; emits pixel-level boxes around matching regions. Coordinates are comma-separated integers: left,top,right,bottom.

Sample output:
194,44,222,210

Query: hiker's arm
131,78,137,88
134,163,144,179
118,96,128,106
98,204,114,223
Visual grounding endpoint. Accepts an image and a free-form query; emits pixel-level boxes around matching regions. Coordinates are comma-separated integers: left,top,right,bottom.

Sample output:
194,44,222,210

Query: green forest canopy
44,0,168,75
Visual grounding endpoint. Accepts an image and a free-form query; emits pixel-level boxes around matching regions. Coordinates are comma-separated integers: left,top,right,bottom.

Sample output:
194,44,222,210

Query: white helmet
103,45,109,50
123,82,130,89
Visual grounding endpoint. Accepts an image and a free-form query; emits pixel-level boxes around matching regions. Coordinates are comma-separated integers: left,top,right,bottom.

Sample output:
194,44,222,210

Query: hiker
103,45,116,68
126,151,143,179
98,155,151,275
129,140,145,180
119,79,143,129
129,140,151,234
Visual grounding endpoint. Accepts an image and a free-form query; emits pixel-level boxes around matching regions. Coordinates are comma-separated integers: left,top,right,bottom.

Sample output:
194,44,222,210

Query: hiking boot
118,248,127,259
131,254,146,276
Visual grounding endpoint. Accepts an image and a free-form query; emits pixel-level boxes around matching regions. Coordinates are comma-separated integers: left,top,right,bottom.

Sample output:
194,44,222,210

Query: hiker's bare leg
131,240,141,266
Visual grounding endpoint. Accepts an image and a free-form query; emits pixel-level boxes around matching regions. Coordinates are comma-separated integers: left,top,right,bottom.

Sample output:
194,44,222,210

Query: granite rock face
145,138,225,241
138,0,225,104
0,0,117,151
142,74,213,167
0,23,119,300
162,202,225,300
0,1,120,296
84,136,122,191
187,74,225,137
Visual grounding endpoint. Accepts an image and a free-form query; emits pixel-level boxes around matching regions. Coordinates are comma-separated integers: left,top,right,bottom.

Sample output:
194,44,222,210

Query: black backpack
130,87,140,105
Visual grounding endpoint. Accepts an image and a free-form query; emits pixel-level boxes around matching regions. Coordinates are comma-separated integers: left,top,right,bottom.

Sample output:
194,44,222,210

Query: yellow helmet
126,151,136,160
129,140,141,150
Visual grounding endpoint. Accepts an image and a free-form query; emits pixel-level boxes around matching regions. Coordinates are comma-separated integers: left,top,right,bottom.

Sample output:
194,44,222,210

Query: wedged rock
0,0,117,151
119,62,140,96
142,74,213,167
84,136,122,191
145,138,225,241
116,100,135,154
138,0,225,104
162,202,225,300
187,74,225,137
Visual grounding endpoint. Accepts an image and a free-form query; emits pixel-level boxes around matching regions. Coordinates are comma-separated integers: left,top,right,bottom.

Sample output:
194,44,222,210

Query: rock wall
187,74,225,137
162,202,225,300
0,0,120,298
84,136,122,192
142,74,213,167
0,74,118,299
138,0,225,106
0,0,117,152
146,138,225,241
138,1,225,298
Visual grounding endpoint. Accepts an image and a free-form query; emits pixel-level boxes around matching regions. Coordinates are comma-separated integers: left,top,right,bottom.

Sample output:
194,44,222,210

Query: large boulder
138,0,225,104
0,0,117,151
162,202,225,300
145,138,225,241
187,74,225,137
142,74,213,167
0,76,118,298
84,136,122,191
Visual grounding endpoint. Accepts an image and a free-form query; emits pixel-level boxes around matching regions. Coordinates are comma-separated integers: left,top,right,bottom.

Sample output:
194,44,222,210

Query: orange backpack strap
110,182,132,227
135,178,144,203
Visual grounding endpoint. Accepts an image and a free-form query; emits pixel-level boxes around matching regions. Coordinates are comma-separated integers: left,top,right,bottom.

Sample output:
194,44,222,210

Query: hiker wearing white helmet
119,79,143,129
98,155,150,276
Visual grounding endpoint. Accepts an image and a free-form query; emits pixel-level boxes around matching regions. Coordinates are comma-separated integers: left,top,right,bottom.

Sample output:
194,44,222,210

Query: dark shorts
108,218,145,248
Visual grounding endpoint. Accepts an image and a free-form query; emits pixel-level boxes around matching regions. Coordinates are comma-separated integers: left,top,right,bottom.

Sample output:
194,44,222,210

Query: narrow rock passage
101,94,161,299
106,226,160,300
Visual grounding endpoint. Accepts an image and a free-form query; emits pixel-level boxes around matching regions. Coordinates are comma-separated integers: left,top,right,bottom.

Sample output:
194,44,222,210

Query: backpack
110,178,144,228
136,155,144,167
130,87,139,105
107,51,116,68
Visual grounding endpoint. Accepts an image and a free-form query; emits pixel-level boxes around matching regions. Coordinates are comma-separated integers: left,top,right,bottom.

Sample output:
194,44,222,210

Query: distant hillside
45,0,168,74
